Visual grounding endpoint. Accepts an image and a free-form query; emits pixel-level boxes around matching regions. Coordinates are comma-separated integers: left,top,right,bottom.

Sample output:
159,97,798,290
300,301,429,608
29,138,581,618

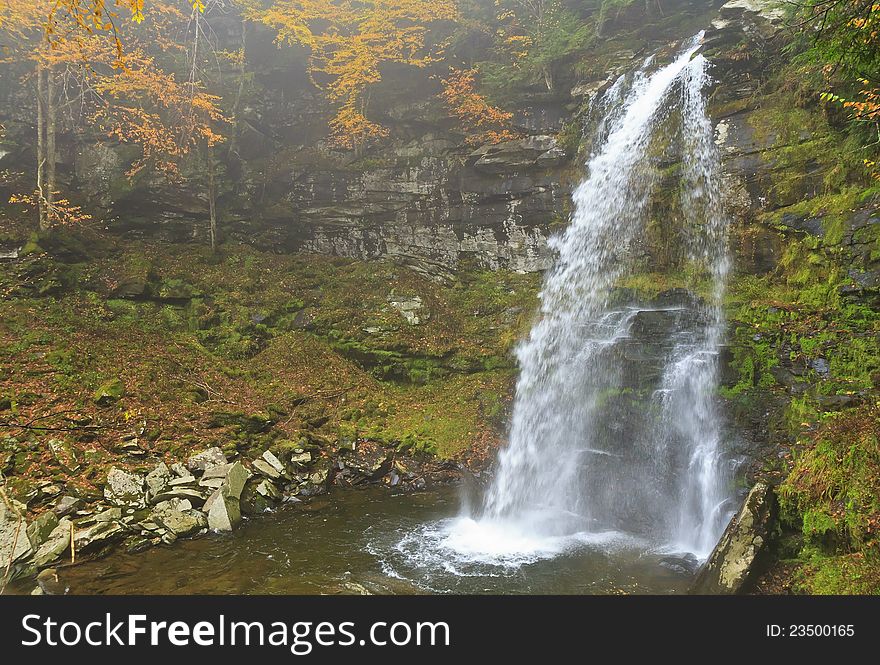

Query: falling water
411,33,735,568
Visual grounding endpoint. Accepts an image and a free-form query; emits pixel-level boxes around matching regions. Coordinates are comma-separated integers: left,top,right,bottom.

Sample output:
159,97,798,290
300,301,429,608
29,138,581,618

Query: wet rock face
690,482,777,594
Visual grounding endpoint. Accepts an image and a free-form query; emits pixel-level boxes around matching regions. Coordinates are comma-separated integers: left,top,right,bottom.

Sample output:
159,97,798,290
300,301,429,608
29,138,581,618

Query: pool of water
27,486,693,594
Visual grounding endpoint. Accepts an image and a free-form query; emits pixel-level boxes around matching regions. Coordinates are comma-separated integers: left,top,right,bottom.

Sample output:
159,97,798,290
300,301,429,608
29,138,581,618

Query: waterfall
438,33,733,564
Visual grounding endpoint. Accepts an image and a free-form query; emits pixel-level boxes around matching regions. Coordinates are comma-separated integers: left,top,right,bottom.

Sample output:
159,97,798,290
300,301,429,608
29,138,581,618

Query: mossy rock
93,378,125,406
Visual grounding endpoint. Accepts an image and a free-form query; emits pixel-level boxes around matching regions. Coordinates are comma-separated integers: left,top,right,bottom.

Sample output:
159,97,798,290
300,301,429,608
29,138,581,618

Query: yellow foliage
250,0,458,149
440,68,518,145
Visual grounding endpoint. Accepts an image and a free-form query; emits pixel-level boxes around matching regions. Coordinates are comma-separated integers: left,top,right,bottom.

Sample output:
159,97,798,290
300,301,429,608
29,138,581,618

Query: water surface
44,487,691,595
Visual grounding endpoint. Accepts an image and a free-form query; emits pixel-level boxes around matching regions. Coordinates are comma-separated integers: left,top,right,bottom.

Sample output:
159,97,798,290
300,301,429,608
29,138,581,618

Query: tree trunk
46,66,57,212
36,63,48,232
208,150,217,253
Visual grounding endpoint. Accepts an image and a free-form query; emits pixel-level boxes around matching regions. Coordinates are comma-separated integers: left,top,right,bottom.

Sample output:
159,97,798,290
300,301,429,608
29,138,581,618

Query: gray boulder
207,494,241,532
74,520,124,551
252,458,282,479
145,462,173,495
33,519,73,567
26,511,59,549
0,498,31,565
691,483,777,594
205,462,248,532
104,467,145,507
261,450,286,475
186,447,227,474
151,499,205,537
53,495,82,517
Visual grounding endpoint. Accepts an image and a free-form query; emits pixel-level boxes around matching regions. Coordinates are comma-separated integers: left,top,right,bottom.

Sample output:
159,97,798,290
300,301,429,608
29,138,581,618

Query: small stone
53,495,82,517
199,477,225,489
36,568,65,595
254,479,280,500
94,507,122,522
186,447,227,474
170,463,189,478
253,458,281,479
168,475,198,486
39,484,63,498
309,467,329,486
289,451,312,466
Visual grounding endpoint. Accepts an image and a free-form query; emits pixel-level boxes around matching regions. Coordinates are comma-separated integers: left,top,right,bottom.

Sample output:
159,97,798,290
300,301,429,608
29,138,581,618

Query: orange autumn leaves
250,0,459,149
93,49,227,178
440,68,517,145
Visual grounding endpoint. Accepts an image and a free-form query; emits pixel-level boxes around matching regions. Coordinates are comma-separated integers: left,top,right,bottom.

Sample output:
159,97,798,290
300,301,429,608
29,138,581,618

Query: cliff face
1,1,741,277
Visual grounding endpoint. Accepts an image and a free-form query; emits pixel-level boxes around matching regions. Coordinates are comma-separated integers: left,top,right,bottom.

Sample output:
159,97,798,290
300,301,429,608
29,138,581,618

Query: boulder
74,520,124,551
53,495,82,517
150,487,207,506
151,499,205,537
145,462,173,495
207,494,241,532
33,519,73,567
691,483,777,594
94,507,122,522
261,450,286,475
387,295,429,326
104,467,145,507
344,447,394,481
252,458,282,479
186,447,227,474
204,462,249,532
202,463,232,480
26,511,59,549
0,498,31,565
93,378,125,406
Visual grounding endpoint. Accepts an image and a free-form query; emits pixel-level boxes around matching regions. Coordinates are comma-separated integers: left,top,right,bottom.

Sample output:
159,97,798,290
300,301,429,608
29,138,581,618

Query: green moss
792,549,880,595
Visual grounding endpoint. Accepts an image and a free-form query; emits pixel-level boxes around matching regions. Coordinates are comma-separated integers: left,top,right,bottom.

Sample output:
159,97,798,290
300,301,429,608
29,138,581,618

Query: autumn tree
248,0,458,149
1,1,227,236
441,67,517,145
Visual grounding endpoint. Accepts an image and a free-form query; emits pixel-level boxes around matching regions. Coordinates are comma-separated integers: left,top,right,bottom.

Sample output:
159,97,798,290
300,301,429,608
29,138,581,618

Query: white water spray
432,33,734,565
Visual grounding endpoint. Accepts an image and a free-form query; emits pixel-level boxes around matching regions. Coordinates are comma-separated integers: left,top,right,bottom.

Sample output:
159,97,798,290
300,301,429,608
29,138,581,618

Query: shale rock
26,511,59,549
104,467,145,507
186,447,227,474
691,483,777,594
0,498,31,564
33,519,73,567
151,499,205,537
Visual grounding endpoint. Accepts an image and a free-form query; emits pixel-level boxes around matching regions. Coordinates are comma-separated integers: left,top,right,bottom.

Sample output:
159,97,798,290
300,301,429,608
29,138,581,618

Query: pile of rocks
2,438,456,593
1,444,335,587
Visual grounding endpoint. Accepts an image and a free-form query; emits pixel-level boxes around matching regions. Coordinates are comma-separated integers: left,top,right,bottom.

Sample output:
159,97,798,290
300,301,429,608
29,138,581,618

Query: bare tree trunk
46,67,57,212
36,63,48,232
208,148,217,253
